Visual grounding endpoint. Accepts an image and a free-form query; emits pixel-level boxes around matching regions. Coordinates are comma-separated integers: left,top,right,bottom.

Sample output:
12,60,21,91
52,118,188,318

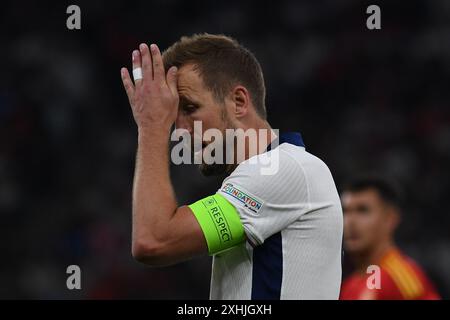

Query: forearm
132,127,177,246
121,43,207,265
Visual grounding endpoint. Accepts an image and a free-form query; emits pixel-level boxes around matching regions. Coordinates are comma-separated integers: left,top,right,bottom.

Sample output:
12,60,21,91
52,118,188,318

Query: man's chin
343,242,369,255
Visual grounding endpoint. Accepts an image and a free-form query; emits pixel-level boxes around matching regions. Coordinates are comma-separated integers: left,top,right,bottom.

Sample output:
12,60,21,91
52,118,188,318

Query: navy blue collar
266,132,305,151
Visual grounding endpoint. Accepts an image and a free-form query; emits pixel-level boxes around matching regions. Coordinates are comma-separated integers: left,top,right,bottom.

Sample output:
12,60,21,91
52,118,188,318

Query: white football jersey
210,133,343,300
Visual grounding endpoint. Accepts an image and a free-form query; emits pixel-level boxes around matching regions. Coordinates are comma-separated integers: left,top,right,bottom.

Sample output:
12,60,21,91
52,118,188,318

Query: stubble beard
198,110,238,177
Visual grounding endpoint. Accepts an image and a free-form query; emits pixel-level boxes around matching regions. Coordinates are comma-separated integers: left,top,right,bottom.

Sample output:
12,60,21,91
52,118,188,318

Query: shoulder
380,249,436,299
232,143,306,175
221,144,310,203
226,143,333,184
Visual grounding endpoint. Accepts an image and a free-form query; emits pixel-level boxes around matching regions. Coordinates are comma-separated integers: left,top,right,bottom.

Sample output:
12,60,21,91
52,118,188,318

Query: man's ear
232,86,250,119
386,206,401,233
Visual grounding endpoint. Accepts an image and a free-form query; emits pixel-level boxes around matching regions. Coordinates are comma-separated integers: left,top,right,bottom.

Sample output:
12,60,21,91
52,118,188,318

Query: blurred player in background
340,177,440,300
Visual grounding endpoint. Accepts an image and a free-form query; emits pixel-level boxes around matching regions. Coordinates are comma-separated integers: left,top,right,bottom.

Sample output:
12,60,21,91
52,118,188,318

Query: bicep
142,195,246,266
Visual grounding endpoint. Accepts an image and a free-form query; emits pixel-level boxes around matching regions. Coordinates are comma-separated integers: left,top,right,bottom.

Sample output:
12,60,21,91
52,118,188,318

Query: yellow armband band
189,194,245,255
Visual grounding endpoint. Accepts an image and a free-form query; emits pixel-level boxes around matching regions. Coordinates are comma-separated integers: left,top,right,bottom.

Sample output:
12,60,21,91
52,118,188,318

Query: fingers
132,50,142,86
150,44,165,83
135,43,172,92
166,66,178,97
139,43,154,80
121,67,135,102
139,43,166,84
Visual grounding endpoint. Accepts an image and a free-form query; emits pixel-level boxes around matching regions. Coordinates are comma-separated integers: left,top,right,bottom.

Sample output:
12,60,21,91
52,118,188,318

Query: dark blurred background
0,0,449,299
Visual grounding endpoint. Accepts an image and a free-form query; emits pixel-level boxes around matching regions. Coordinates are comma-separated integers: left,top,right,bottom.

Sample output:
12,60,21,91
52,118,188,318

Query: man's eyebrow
179,95,200,106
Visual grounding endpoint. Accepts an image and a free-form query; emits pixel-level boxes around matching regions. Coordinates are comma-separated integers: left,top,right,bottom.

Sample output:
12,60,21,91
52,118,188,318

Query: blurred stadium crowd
0,0,449,298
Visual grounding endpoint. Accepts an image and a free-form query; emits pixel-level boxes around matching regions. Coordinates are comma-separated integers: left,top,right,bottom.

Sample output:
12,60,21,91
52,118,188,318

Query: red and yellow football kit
340,248,440,300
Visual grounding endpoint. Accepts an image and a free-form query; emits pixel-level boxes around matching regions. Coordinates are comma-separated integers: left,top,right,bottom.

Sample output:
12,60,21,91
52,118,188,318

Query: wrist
137,125,171,147
138,125,171,138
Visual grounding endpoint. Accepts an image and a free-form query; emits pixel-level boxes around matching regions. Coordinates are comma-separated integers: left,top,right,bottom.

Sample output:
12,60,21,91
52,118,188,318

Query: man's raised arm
120,43,207,266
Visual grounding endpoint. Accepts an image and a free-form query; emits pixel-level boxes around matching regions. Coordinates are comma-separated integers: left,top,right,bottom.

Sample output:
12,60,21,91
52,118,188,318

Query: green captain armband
188,193,245,255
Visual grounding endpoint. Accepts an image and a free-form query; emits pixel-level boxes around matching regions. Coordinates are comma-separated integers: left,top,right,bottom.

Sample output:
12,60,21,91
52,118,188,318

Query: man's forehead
342,189,380,205
177,64,204,95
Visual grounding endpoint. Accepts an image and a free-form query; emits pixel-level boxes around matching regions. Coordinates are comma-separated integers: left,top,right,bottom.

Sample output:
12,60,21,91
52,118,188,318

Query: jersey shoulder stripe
381,250,424,299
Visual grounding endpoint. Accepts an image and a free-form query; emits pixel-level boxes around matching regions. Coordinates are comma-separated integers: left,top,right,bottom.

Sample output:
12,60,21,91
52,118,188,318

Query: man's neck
352,241,396,274
246,119,276,158
224,119,276,175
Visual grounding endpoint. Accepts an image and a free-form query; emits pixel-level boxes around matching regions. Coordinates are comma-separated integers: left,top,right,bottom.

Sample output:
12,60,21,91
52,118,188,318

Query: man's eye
357,206,370,214
182,104,197,114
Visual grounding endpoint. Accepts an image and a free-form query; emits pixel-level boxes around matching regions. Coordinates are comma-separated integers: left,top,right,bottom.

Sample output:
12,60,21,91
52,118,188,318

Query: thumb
166,66,178,97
